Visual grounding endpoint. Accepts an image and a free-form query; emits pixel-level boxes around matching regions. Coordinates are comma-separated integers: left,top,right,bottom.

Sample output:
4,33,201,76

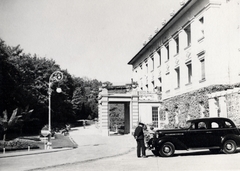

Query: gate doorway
109,102,130,135
98,86,140,136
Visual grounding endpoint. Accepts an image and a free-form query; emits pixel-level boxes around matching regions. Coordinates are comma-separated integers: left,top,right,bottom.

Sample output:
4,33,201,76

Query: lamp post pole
47,71,63,149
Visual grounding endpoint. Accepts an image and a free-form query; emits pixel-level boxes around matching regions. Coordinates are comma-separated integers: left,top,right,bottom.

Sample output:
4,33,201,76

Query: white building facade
128,0,240,127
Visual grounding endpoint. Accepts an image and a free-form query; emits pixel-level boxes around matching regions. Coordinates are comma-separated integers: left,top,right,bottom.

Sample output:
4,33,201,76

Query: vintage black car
147,117,240,157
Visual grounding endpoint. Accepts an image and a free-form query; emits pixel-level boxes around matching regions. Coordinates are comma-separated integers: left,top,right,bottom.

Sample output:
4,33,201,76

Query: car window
183,121,198,129
198,122,207,129
225,121,233,128
184,122,191,129
211,122,219,129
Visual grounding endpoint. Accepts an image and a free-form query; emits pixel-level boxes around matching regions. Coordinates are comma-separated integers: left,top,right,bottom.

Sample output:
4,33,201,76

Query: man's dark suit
134,124,146,157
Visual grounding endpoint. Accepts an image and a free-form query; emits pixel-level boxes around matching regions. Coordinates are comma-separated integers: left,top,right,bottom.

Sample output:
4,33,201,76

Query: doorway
109,102,130,135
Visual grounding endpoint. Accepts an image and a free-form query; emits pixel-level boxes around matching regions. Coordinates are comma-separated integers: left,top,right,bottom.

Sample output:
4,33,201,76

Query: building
98,0,240,135
128,0,240,127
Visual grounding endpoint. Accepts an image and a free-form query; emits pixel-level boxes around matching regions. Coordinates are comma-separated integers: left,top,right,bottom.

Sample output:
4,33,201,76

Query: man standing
134,122,146,158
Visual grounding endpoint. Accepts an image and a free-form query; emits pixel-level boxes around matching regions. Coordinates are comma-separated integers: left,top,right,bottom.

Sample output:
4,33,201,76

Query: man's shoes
142,155,147,158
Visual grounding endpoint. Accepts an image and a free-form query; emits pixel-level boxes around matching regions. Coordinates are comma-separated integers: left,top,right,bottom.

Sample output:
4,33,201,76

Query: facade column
100,88,109,136
98,97,102,129
131,90,139,134
219,96,227,118
208,97,218,117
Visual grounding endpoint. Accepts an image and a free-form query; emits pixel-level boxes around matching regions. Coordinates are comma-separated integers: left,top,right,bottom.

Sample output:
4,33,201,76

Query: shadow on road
146,149,240,158
174,149,240,157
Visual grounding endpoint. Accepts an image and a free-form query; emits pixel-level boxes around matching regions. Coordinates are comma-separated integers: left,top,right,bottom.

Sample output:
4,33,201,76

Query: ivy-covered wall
226,91,240,126
160,83,240,128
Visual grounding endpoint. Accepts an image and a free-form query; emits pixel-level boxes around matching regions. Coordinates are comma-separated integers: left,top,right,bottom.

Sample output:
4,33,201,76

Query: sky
0,0,182,85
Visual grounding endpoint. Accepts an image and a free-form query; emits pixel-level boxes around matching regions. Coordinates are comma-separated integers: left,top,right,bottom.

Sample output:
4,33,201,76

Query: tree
0,39,76,132
0,107,33,141
109,104,124,131
0,39,22,113
0,39,107,135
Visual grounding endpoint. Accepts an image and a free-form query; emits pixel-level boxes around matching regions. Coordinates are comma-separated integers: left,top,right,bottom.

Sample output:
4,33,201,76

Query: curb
68,135,78,148
0,148,73,158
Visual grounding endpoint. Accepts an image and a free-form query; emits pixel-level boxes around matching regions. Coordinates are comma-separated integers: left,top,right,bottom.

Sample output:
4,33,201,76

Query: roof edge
128,0,194,65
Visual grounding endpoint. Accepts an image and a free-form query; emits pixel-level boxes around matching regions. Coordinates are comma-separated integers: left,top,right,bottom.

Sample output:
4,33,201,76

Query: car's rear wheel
159,142,175,157
223,140,237,154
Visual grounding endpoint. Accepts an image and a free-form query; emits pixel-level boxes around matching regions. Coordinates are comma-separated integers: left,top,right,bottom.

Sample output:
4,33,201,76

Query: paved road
31,148,240,171
1,125,240,171
0,125,135,171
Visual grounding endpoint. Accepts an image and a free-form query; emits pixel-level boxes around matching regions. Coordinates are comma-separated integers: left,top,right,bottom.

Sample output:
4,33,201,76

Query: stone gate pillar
131,90,139,133
99,87,109,136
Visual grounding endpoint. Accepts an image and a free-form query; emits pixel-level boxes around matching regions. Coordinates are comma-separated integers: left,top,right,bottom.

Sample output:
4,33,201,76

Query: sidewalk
0,125,136,171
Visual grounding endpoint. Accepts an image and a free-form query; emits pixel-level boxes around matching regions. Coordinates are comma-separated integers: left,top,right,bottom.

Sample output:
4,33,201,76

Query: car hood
156,128,187,133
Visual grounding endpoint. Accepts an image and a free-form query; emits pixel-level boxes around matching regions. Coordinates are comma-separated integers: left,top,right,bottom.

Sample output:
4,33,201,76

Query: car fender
221,134,240,146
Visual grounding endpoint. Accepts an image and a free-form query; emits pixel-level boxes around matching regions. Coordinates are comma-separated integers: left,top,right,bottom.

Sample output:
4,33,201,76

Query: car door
183,121,210,148
205,121,222,147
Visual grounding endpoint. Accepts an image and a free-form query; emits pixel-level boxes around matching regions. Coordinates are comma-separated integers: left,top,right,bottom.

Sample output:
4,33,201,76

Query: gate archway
98,86,139,136
108,102,130,135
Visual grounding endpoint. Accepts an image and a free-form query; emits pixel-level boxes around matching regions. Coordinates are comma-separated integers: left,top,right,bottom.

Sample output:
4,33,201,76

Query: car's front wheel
159,142,175,157
223,140,237,154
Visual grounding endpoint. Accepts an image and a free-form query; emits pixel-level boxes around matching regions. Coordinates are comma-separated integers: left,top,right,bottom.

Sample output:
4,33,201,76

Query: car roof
187,117,232,123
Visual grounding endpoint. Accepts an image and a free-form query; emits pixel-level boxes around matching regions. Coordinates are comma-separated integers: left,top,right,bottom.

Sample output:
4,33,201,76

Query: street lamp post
47,71,63,149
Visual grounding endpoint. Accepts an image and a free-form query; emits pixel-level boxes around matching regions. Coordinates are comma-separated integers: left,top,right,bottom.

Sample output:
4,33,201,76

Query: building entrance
98,86,139,136
109,102,130,135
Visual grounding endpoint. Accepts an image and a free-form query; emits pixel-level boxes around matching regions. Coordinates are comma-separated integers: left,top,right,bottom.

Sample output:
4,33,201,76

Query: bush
0,138,40,151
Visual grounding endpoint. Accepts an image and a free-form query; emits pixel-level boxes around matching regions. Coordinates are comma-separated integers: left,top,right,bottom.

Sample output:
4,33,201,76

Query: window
200,59,205,80
165,73,170,92
157,77,162,93
225,121,233,128
186,62,192,84
199,17,204,37
152,107,159,128
174,35,179,54
198,51,206,82
157,49,161,66
152,81,155,92
145,62,148,73
211,122,219,129
184,25,191,47
151,56,154,71
198,122,207,129
165,43,170,60
175,67,180,88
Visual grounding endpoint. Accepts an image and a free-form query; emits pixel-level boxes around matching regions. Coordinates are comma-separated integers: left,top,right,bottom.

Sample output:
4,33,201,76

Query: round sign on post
41,130,50,137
